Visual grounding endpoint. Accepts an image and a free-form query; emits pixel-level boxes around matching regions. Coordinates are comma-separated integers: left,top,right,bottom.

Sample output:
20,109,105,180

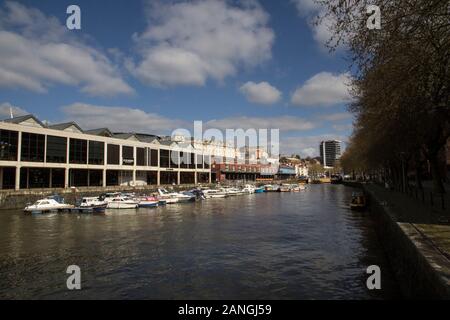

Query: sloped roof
135,133,160,143
84,128,113,137
2,114,45,127
48,121,83,132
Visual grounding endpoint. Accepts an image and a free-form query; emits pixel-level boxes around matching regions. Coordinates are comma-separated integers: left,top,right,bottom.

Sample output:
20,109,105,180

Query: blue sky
0,0,353,156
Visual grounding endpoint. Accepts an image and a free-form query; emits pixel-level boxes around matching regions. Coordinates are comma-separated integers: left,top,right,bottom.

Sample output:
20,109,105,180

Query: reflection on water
0,184,400,299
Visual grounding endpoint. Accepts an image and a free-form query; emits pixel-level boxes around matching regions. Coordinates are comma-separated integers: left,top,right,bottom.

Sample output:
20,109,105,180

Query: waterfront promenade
363,183,450,298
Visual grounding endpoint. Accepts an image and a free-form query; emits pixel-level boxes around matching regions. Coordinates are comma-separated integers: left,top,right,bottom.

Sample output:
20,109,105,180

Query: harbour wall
343,181,450,299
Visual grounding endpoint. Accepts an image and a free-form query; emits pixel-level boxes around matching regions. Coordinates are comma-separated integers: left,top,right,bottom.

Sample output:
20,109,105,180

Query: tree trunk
429,153,445,194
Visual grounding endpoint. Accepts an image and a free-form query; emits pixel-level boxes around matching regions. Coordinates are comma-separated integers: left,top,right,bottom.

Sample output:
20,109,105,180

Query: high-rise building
320,140,342,168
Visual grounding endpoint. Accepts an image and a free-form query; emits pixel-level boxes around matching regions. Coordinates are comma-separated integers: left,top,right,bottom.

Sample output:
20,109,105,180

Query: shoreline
344,181,450,299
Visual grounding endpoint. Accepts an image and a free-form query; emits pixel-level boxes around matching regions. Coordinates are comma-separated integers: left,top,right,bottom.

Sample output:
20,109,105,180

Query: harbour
0,184,400,299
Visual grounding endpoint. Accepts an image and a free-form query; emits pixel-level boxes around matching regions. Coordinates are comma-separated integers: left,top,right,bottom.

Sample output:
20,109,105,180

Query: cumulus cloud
0,1,133,96
291,72,352,107
206,115,315,131
0,102,28,119
239,81,281,105
61,103,187,134
291,0,341,50
128,0,274,87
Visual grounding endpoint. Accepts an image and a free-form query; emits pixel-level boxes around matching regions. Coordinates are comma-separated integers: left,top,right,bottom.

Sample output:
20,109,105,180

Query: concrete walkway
365,184,450,297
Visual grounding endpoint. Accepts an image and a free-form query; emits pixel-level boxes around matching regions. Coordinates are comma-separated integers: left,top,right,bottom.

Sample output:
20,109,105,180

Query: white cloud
0,102,28,119
239,81,281,105
291,0,321,16
0,1,133,96
291,0,341,50
61,103,187,134
128,0,274,87
206,115,315,131
291,72,352,107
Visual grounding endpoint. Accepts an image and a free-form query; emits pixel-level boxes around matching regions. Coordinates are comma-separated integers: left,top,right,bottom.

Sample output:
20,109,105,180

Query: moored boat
137,196,159,208
203,189,228,198
24,196,74,214
241,184,256,194
350,192,367,211
254,187,265,193
106,197,139,209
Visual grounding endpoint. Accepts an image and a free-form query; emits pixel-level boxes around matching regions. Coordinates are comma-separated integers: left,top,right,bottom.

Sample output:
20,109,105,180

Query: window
69,138,87,164
137,147,146,166
170,150,179,168
46,136,67,163
122,146,134,165
150,149,158,167
89,141,104,165
196,154,203,169
189,153,195,169
204,155,210,169
21,132,45,162
0,129,18,161
107,144,120,165
160,149,169,168
180,152,188,168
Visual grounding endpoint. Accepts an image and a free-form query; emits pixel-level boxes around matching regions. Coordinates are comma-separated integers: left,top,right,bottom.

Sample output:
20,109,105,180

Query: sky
0,0,354,157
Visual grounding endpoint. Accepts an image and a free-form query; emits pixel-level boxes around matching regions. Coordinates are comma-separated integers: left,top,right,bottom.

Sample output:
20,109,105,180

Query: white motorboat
158,188,195,203
24,197,74,213
79,197,107,208
241,184,256,194
202,189,228,198
106,197,139,209
102,192,121,203
220,187,242,196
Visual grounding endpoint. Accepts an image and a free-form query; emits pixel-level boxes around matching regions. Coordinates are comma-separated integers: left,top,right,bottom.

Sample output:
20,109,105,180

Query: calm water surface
0,184,400,299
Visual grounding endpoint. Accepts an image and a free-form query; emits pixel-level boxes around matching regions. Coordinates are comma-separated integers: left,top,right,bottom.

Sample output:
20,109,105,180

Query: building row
0,115,282,190
0,115,212,190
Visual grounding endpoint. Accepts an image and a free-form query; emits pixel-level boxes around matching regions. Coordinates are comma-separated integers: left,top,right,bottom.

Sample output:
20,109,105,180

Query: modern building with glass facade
319,140,342,169
0,115,211,190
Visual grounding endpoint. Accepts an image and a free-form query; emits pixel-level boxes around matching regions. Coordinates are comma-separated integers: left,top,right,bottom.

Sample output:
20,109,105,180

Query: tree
318,0,449,193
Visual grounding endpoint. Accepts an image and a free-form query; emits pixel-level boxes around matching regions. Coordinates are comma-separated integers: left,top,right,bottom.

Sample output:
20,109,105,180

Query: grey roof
113,132,138,140
2,114,45,127
160,140,177,146
48,121,83,132
84,128,113,137
135,133,160,143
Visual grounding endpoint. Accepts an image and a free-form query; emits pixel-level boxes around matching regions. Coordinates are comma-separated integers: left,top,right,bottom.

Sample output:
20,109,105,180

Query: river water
0,184,400,299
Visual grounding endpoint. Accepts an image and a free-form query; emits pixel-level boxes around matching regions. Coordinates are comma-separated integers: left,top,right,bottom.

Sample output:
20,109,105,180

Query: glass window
89,141,104,165
170,150,179,168
46,135,67,163
196,154,203,169
160,149,169,168
69,138,87,164
189,153,195,169
107,144,120,165
136,147,146,166
122,146,134,165
204,155,210,169
180,152,188,168
21,132,45,162
0,129,18,161
150,149,158,167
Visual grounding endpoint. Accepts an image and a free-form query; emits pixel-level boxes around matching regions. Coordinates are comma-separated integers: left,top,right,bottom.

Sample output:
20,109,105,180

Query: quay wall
343,181,450,299
0,184,213,210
